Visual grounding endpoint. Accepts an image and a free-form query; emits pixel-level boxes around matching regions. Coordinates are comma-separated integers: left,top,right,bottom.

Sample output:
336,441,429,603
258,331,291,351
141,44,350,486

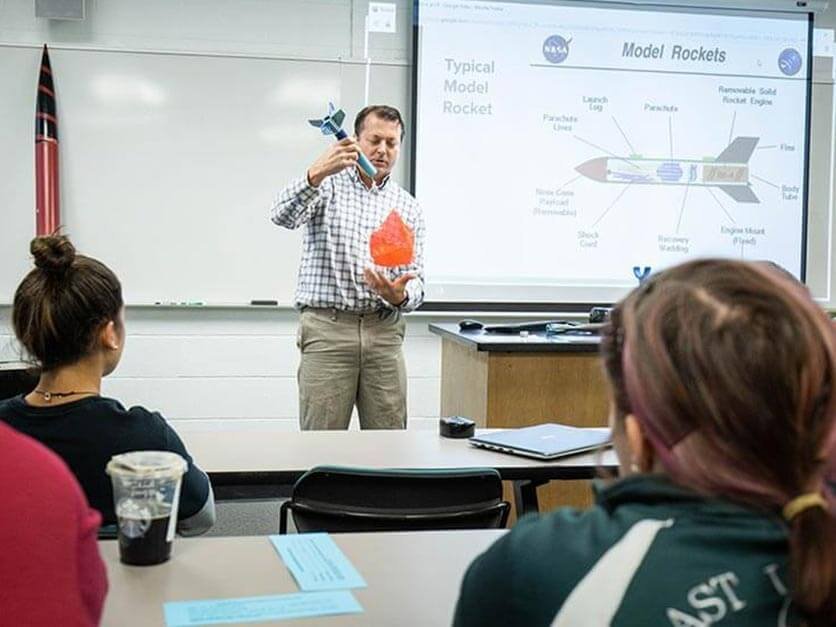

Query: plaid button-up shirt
271,167,425,312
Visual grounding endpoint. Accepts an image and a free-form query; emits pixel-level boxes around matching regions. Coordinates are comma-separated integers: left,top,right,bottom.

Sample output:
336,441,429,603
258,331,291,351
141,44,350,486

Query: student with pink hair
454,259,836,627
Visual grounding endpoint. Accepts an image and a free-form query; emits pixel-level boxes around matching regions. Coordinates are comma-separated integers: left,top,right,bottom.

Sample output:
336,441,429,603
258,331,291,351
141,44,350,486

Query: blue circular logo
543,35,571,64
778,48,802,76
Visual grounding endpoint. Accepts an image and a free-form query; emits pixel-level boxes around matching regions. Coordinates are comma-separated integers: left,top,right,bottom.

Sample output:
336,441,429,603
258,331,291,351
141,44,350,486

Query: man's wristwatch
394,294,409,308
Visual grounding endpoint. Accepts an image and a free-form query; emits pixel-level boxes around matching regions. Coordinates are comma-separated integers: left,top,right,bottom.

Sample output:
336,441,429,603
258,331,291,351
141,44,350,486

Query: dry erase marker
251,299,278,306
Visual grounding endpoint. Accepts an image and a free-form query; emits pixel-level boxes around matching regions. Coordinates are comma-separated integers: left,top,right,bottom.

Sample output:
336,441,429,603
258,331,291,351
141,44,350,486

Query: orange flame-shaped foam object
370,210,414,267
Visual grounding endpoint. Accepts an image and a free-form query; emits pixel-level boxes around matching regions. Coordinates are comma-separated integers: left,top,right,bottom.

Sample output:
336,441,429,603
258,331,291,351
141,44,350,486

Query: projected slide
414,1,811,304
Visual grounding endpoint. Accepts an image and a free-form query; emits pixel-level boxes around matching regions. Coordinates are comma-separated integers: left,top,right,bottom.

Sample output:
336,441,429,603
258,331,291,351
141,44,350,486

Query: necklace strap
33,389,98,402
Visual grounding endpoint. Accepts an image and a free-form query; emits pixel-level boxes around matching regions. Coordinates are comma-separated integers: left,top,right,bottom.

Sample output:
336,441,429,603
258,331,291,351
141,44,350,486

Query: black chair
0,364,39,401
278,466,510,534
97,524,118,540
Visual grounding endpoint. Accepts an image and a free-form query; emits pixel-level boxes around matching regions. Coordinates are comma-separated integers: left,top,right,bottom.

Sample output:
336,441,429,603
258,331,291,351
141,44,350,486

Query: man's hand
307,138,361,187
364,269,415,307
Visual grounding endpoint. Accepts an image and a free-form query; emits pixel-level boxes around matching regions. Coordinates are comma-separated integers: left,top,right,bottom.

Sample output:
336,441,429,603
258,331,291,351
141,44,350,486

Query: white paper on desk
270,533,367,591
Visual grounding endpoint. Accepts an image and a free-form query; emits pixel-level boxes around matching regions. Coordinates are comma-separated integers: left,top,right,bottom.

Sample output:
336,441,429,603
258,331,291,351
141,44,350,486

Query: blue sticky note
164,590,362,626
270,533,367,591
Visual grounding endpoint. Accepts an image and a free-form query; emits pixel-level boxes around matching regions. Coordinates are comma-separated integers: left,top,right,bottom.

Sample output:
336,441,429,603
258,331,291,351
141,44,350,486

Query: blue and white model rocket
309,102,377,178
576,136,760,203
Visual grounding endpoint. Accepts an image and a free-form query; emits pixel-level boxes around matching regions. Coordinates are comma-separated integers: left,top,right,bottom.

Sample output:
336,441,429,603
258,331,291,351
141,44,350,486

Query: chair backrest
97,524,118,540
279,466,510,534
0,366,39,402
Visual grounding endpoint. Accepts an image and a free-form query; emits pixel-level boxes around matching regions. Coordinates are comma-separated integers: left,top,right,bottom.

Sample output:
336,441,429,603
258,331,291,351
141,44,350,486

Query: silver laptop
469,423,612,460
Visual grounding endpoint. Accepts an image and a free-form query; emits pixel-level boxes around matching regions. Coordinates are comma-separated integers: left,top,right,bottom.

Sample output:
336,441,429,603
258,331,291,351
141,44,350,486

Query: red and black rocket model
35,44,60,236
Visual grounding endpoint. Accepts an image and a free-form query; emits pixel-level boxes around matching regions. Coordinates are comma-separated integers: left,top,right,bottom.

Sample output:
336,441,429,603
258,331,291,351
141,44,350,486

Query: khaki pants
296,307,407,430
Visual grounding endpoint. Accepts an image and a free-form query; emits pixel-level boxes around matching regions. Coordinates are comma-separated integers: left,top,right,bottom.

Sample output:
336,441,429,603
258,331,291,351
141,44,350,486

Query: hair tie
783,493,828,521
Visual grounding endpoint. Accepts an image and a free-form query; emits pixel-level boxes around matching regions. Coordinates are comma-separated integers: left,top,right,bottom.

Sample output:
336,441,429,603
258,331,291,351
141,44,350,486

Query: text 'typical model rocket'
576,136,760,204
309,102,377,179
35,44,60,236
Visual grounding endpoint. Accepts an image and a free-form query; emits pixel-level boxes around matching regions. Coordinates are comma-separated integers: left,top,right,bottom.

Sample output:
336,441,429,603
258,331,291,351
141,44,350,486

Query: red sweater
0,421,107,626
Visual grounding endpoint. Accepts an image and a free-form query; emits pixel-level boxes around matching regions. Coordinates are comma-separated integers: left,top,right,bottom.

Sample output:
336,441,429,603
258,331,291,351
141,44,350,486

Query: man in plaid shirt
271,105,424,430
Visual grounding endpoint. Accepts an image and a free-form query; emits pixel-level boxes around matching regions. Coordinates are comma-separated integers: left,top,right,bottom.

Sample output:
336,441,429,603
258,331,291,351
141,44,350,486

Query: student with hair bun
454,259,836,627
0,235,215,535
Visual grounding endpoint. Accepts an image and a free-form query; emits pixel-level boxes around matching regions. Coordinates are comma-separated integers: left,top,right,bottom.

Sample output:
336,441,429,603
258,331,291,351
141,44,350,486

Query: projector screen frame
410,0,815,312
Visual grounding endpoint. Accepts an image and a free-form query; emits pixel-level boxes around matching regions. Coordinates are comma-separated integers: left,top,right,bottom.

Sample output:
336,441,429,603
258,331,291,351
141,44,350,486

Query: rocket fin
718,185,760,203
308,118,324,127
331,109,346,128
716,137,759,164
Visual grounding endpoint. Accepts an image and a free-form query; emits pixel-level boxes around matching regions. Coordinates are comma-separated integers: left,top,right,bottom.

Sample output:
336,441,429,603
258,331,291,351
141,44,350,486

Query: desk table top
100,530,506,626
429,322,601,352
0,360,34,371
180,427,617,483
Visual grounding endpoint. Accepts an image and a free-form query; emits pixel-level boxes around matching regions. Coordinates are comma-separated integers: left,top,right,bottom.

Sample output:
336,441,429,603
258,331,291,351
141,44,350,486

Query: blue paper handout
163,590,362,626
270,533,367,591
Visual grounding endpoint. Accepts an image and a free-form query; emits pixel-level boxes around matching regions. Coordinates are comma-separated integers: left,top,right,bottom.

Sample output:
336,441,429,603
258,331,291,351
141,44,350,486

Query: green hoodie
454,475,800,627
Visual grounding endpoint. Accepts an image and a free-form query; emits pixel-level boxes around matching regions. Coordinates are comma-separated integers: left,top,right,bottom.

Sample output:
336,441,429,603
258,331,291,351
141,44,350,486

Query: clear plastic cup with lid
106,451,187,566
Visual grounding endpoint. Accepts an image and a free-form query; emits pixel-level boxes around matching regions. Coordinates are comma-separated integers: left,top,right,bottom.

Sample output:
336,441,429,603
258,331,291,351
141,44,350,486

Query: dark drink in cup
107,451,186,566
116,506,173,565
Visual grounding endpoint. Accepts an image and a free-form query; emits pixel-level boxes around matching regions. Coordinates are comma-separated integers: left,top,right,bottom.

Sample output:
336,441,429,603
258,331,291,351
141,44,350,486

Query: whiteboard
0,45,410,305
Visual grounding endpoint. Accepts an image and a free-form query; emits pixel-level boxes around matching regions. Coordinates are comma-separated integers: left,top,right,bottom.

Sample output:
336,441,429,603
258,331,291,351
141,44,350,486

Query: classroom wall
0,0,444,431
0,307,448,431
2,0,835,432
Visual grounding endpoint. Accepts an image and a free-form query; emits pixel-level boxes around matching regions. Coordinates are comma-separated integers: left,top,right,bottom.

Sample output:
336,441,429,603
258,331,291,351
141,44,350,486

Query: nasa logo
543,35,572,64
778,48,802,76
